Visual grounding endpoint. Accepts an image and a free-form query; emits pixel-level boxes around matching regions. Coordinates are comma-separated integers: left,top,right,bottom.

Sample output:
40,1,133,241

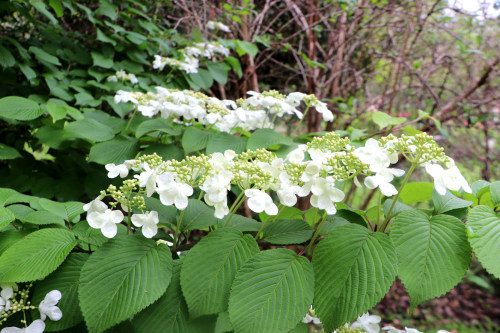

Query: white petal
1,286,13,300
26,320,46,333
101,222,118,238
379,182,398,196
247,196,265,213
42,290,61,306
264,201,279,215
131,214,146,227
47,307,63,321
364,176,379,189
142,224,158,238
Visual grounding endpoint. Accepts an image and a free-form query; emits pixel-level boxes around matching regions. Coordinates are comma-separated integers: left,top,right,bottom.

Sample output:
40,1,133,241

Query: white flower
83,196,106,213
153,55,167,70
135,163,159,197
245,189,278,215
128,74,138,84
309,176,345,214
354,139,398,172
286,144,307,164
0,285,13,313
382,327,423,333
314,101,334,122
302,313,321,325
87,209,124,238
364,168,405,197
351,312,381,333
286,92,306,107
39,290,62,321
131,211,159,238
156,173,193,210
1,320,45,333
105,163,129,178
424,163,472,195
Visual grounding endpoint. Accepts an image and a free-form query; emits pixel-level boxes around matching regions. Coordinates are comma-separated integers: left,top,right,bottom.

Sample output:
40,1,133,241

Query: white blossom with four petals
87,209,124,238
245,189,279,215
131,211,159,238
39,290,62,321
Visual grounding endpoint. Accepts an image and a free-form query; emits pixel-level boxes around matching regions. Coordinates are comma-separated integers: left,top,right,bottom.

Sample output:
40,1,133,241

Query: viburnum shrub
1,89,500,332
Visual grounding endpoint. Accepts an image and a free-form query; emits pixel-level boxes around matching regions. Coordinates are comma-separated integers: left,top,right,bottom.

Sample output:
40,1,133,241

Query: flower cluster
0,285,61,333
84,131,470,239
107,70,139,84
206,20,230,32
114,89,335,133
153,41,230,74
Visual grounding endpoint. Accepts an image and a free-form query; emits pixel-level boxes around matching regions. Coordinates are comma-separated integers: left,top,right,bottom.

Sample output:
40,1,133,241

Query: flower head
351,312,381,333
87,209,124,238
1,320,45,333
131,211,159,238
245,189,278,215
39,290,62,321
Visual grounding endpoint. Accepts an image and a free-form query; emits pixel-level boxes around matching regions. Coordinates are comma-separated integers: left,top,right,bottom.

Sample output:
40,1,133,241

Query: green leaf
64,119,115,142
49,0,64,17
225,56,242,78
215,312,233,333
0,143,21,160
489,181,500,205
247,128,293,150
0,229,76,283
19,62,37,80
399,182,434,204
180,228,259,318
0,206,15,229
133,260,214,332
182,127,215,154
262,218,313,245
141,196,177,227
79,235,173,333
383,199,412,220
470,180,490,197
207,62,231,85
29,46,61,66
0,230,31,255
206,132,247,154
181,199,218,231
0,46,15,68
391,209,471,310
142,144,184,161
75,92,101,107
32,253,88,331
313,224,397,331
46,103,68,122
187,68,213,90
0,188,32,206
135,118,181,138
0,97,43,121
23,210,65,226
228,248,314,333
318,216,350,235
38,199,84,222
432,189,472,215
91,51,113,69
372,111,406,129
7,204,34,221
218,215,261,232
235,40,258,58
88,135,139,165
466,206,500,278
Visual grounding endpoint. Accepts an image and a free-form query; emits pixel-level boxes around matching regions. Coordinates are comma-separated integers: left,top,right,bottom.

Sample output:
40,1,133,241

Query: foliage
0,1,499,332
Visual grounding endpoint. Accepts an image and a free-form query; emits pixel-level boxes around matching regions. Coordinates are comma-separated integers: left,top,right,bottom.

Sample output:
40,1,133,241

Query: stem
254,204,284,240
224,192,246,228
173,209,185,250
125,108,138,132
381,162,417,231
306,210,327,253
294,105,310,134
377,190,382,226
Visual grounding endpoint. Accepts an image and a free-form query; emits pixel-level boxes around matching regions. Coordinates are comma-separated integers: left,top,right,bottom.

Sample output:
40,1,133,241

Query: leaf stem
293,105,310,134
306,210,328,254
224,191,246,227
381,162,417,232
254,204,284,240
173,209,185,250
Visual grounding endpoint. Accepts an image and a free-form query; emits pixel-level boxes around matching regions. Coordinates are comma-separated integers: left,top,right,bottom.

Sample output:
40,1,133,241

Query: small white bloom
105,163,129,178
39,290,62,321
286,144,307,164
314,101,334,122
1,319,45,333
128,74,138,84
131,211,159,238
302,313,321,325
364,168,405,197
424,163,472,195
0,285,13,313
350,312,381,333
156,173,193,210
382,326,405,333
135,163,159,197
156,239,174,247
83,196,106,213
354,138,398,172
245,189,278,215
309,177,345,214
87,209,124,238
